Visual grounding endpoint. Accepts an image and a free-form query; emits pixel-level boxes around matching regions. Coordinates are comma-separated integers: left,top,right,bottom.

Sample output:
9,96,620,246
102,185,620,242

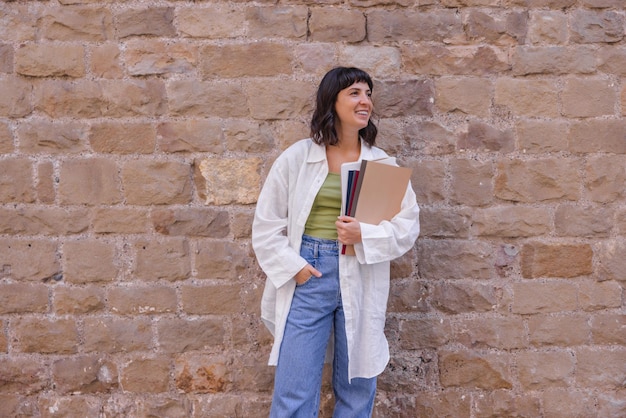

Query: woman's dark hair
310,67,378,147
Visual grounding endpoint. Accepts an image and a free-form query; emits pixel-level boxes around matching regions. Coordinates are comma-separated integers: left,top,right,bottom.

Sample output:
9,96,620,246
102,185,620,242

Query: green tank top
304,173,341,240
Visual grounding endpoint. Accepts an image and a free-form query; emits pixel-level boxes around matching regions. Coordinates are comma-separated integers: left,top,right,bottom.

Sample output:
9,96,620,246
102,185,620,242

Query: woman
252,67,420,417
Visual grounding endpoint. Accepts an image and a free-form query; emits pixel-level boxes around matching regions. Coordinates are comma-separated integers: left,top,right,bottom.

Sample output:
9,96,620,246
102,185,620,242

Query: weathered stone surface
16,43,85,77
455,316,526,349
245,6,308,39
0,239,59,282
418,239,493,280
132,238,191,282
517,351,575,389
115,7,176,39
517,119,569,153
40,7,114,41
89,122,156,154
0,158,35,203
0,283,48,314
473,390,542,418
512,282,578,314
158,119,223,153
562,78,616,118
472,206,550,238
198,158,262,205
13,318,78,354
175,354,234,394
0,207,89,236
405,121,456,155
0,122,13,154
108,286,177,315
59,158,122,205
339,46,401,79
309,7,366,42
435,77,491,116
93,208,152,234
375,79,433,118
439,351,513,389
64,240,118,284
167,80,249,118
591,314,626,345
579,280,622,311
528,11,568,44
52,356,118,394
152,208,230,238
585,155,626,203
528,314,591,346
576,348,626,389
247,79,314,120
195,241,251,280
418,207,472,239
449,158,494,206
200,43,292,78
495,158,580,203
157,319,226,353
597,240,626,282
83,317,152,353
495,78,559,117
598,46,626,76
570,10,624,44
399,317,451,349
36,161,55,204
181,285,241,315
17,120,89,154
0,76,32,117
368,10,463,43
402,45,510,75
121,357,170,393
224,119,275,153
91,43,123,78
512,46,596,75
177,5,245,39
521,242,593,278
53,286,106,314
570,119,626,154
0,358,48,394
555,204,614,237
404,159,446,204
465,10,527,45
122,160,192,205
432,281,498,314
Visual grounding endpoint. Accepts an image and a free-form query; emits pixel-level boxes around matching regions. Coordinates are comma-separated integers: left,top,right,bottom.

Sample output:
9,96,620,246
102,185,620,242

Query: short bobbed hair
310,67,378,147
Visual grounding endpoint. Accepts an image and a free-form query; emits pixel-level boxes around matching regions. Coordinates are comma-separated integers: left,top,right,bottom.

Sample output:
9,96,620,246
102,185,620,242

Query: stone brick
0,239,60,282
450,158,494,206
0,320,6,352
598,240,626,282
197,157,261,205
338,45,401,79
459,121,515,153
512,46,596,75
571,119,626,154
465,10,527,45
230,351,275,393
108,286,176,315
246,79,314,120
512,282,578,314
200,43,292,78
90,122,156,154
176,5,246,39
157,318,226,353
376,80,434,118
15,43,85,77
0,283,48,314
0,76,32,117
309,7,365,42
232,209,254,239
404,159,446,204
58,158,121,205
0,207,89,236
516,119,569,153
121,160,192,205
36,162,54,204
17,120,89,154
53,285,105,314
528,11,568,44
376,390,471,418
52,356,118,394
293,43,338,77
585,155,626,203
224,119,275,153
405,122,456,155
158,119,223,153
555,204,613,237
399,317,451,349
418,207,472,239
598,46,626,76
0,159,33,203
368,10,463,43
83,317,153,353
528,314,590,346
0,122,13,154
570,10,624,44
0,43,13,73
195,241,251,280
495,158,580,203
134,397,193,418
542,389,599,418
473,390,542,418
152,208,229,238
115,7,176,38
175,354,234,394
517,351,574,389
562,78,616,118
389,279,430,314
435,77,491,117
181,285,241,315
596,391,626,418
455,316,526,349
521,242,593,278
63,240,118,284
40,7,114,41
124,39,196,76
432,281,498,314
121,357,170,393
402,45,510,75
93,208,152,234
245,6,308,39
35,79,167,118
418,239,493,280
91,43,123,78
591,314,626,345
167,80,249,118
576,348,626,389
579,280,622,311
39,396,102,417
0,358,48,394
13,317,78,354
132,238,191,282
495,78,559,117
439,350,513,389
472,206,550,238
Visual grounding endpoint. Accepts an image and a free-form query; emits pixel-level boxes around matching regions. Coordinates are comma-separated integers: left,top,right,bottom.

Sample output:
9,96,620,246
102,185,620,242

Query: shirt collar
307,138,374,163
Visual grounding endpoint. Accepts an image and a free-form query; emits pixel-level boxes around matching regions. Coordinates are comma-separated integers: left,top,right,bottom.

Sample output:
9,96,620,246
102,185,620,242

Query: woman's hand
294,264,322,285
336,215,362,245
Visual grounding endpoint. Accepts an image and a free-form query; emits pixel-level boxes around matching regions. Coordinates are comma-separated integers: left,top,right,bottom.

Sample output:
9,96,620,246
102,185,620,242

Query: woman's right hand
294,264,322,285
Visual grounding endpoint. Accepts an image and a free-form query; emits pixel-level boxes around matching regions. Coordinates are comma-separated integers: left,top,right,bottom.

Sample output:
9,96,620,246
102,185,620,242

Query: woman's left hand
336,215,362,245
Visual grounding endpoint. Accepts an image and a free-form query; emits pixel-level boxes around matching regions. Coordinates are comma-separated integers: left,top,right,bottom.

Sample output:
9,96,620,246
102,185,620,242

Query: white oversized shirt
252,138,420,381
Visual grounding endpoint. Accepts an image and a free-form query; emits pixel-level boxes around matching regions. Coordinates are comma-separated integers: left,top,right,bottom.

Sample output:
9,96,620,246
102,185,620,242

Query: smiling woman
251,67,420,418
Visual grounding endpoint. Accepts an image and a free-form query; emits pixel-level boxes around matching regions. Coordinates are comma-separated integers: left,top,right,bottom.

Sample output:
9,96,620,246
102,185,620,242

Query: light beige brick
521,242,593,278
16,43,85,77
517,351,574,389
245,6,308,39
495,78,559,117
121,160,192,205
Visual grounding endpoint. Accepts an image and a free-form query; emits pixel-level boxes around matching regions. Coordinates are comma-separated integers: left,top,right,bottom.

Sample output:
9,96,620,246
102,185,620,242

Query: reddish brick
521,242,593,278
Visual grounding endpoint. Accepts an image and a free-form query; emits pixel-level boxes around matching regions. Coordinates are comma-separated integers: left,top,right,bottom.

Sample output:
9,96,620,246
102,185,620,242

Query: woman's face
334,81,372,132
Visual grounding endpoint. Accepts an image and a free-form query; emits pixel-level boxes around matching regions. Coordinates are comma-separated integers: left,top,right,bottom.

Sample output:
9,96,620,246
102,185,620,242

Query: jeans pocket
296,275,314,287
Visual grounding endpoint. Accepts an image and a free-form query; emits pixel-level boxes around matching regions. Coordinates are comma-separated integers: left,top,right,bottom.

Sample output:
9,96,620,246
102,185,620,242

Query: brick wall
0,0,625,417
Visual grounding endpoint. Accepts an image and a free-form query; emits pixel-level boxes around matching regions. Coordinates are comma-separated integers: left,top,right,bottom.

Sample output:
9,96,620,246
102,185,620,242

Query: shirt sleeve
252,156,308,289
353,181,420,265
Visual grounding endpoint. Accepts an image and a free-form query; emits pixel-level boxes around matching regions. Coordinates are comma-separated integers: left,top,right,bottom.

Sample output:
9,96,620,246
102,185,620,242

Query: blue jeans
270,235,377,418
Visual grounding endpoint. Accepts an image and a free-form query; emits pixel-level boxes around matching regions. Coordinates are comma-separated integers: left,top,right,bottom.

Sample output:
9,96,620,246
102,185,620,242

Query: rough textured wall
0,0,625,417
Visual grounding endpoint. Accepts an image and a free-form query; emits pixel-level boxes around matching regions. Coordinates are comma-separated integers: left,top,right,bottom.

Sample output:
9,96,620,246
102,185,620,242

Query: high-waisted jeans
269,235,377,418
